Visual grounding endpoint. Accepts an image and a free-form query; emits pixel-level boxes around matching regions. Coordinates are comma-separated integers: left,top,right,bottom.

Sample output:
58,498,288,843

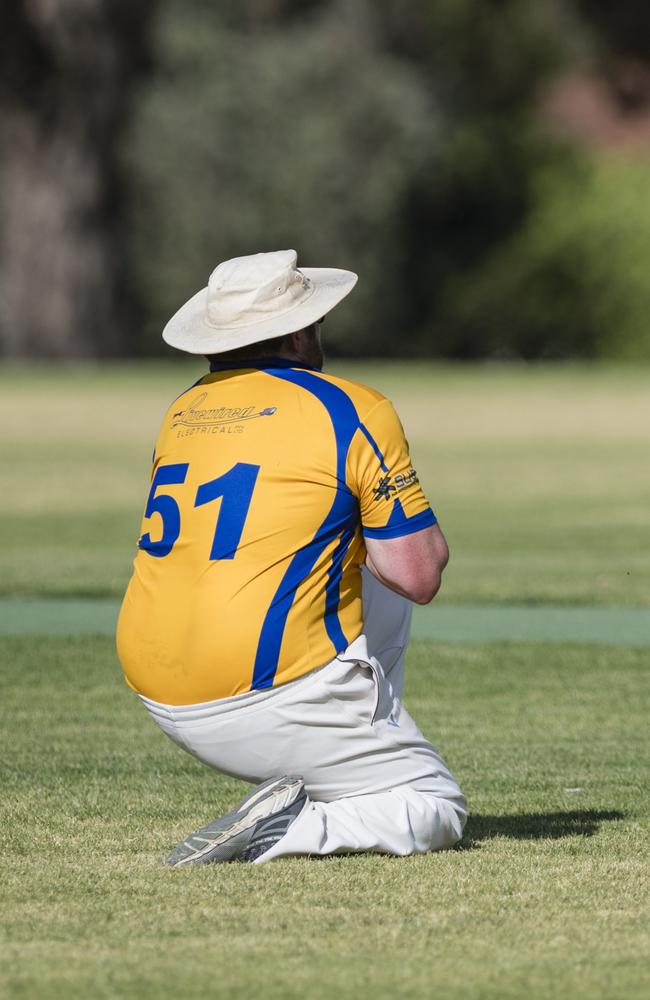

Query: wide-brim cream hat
162,249,358,355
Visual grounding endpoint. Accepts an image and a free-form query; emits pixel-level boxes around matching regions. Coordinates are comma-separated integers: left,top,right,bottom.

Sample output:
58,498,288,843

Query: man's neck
208,355,320,373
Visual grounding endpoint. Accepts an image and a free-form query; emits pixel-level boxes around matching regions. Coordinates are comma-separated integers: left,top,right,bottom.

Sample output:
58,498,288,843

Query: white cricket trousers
140,569,467,860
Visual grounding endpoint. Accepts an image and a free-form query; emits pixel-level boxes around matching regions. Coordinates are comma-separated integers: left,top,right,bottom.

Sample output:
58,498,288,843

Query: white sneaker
166,775,307,866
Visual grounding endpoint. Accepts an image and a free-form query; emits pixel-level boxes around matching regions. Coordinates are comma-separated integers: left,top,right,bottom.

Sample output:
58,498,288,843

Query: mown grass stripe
0,598,119,636
1,598,649,646
412,603,650,646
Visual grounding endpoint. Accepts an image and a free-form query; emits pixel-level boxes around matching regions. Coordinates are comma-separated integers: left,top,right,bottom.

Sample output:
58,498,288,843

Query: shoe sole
167,774,305,867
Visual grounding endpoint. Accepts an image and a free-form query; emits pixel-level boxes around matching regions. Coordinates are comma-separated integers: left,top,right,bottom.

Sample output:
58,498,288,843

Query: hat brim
162,267,358,355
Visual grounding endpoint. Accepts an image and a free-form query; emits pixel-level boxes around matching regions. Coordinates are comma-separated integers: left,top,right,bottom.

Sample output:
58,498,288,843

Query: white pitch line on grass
0,599,649,646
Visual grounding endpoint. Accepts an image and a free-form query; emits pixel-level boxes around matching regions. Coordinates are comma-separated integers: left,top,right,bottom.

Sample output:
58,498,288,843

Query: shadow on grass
459,809,624,849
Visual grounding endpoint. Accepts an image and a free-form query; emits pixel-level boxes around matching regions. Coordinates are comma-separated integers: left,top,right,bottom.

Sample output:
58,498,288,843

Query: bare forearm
363,524,449,605
364,550,420,601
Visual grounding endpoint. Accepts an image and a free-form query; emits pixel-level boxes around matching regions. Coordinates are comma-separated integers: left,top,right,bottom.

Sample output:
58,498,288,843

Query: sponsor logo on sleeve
372,468,419,502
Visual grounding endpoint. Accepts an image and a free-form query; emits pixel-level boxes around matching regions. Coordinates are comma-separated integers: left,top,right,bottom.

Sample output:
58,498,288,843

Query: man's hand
363,524,449,605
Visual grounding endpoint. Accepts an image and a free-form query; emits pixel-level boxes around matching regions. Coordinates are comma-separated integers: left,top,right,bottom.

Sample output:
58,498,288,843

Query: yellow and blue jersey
116,361,436,704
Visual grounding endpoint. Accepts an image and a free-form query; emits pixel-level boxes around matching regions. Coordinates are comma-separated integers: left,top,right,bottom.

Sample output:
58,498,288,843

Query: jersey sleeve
347,398,437,539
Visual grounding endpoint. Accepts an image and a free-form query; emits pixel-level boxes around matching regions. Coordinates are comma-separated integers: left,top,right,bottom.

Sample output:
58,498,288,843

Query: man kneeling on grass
116,250,467,865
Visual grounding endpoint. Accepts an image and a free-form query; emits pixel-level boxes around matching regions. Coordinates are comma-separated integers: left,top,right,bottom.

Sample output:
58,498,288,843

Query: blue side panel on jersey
251,497,356,689
323,524,356,651
359,422,388,473
362,505,436,539
251,369,361,690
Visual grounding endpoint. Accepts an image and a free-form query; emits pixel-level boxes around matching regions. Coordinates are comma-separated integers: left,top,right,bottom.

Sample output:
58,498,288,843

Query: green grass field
1,361,648,604
1,362,649,999
2,637,648,1000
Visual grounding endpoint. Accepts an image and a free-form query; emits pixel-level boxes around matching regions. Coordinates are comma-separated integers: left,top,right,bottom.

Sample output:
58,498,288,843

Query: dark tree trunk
0,0,155,358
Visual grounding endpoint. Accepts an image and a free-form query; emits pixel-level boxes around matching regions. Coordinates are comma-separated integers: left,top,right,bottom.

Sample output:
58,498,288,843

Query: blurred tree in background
2,0,650,359
125,0,440,356
0,0,156,357
125,0,568,357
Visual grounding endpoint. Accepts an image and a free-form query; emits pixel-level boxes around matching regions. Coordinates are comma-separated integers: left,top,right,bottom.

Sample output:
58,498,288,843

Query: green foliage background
121,0,650,359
